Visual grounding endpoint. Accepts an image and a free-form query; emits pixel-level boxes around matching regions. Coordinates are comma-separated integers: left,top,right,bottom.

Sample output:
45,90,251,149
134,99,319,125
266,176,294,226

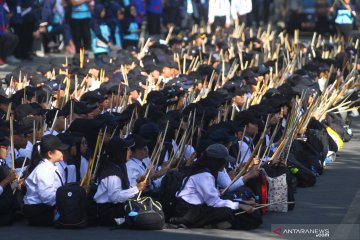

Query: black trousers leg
81,19,91,50
147,12,161,35
13,21,34,59
97,203,125,226
71,19,82,53
174,198,234,228
23,204,55,227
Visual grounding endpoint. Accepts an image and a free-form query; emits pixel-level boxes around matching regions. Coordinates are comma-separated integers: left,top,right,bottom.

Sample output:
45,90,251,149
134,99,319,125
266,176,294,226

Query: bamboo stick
9,115,15,170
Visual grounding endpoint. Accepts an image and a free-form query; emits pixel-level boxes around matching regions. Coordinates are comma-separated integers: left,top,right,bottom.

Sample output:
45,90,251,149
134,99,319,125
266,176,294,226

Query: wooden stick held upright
9,115,15,170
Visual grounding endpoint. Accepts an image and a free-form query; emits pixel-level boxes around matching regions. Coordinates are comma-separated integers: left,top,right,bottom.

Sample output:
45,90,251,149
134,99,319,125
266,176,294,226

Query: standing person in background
231,0,253,26
180,0,200,29
106,1,122,47
328,0,357,41
208,0,231,31
41,0,76,54
286,0,300,33
122,5,139,49
132,0,146,24
90,4,114,65
163,0,180,28
0,0,19,66
146,0,162,36
197,0,208,26
70,0,92,52
9,0,36,60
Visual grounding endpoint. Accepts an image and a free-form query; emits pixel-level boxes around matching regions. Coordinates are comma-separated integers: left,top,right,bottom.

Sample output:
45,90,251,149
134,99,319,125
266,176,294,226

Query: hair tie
37,144,41,154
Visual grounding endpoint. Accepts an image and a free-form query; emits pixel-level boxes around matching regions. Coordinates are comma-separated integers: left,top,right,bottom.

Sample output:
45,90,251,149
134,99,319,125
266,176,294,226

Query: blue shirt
335,4,355,25
71,2,91,19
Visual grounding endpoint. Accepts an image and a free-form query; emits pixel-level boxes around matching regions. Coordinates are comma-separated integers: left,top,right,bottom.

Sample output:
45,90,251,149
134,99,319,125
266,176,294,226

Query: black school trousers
70,18,91,52
174,198,234,228
97,203,125,226
23,204,55,227
147,12,161,36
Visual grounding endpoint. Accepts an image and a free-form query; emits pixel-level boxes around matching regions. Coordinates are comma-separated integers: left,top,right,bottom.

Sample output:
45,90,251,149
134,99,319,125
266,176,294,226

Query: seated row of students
0,126,262,229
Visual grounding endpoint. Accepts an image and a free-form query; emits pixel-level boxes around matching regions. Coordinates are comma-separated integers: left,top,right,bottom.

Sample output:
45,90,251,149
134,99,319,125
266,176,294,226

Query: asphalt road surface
0,55,360,240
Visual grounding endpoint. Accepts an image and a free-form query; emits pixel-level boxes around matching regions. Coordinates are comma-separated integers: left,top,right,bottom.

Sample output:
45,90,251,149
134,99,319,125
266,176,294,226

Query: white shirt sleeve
105,176,139,203
126,164,143,187
217,169,244,192
37,170,60,206
194,173,240,210
224,0,231,24
231,0,239,20
80,156,88,180
208,0,215,23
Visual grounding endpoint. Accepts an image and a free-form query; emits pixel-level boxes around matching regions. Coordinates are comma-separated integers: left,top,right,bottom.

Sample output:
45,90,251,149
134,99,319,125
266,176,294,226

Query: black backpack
55,183,87,228
0,164,15,226
287,153,316,188
124,197,165,230
291,140,324,175
158,167,193,220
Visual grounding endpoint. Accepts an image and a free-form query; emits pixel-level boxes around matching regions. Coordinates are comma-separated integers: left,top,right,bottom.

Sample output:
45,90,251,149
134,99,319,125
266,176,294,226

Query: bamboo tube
165,26,174,45
80,47,84,68
13,157,27,194
32,120,36,145
235,201,295,215
5,102,12,121
137,122,169,200
80,130,102,188
259,122,280,167
49,110,59,135
236,126,247,164
9,115,15,170
92,127,107,181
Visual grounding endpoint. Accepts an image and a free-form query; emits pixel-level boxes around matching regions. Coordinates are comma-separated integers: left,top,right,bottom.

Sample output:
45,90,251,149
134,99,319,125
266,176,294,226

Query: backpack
55,183,87,228
246,172,268,215
291,140,323,176
158,167,192,220
124,197,165,230
326,127,344,150
0,164,15,226
262,170,288,212
261,162,296,211
287,153,316,188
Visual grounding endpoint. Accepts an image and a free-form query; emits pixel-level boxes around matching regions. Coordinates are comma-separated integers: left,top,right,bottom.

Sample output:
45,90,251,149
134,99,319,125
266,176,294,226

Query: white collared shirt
24,159,63,206
5,148,20,168
126,157,163,190
208,0,231,24
238,137,252,163
80,155,88,180
43,129,59,136
93,175,139,204
55,160,77,184
217,169,244,192
19,141,33,159
177,172,240,210
126,158,147,187
231,0,252,19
